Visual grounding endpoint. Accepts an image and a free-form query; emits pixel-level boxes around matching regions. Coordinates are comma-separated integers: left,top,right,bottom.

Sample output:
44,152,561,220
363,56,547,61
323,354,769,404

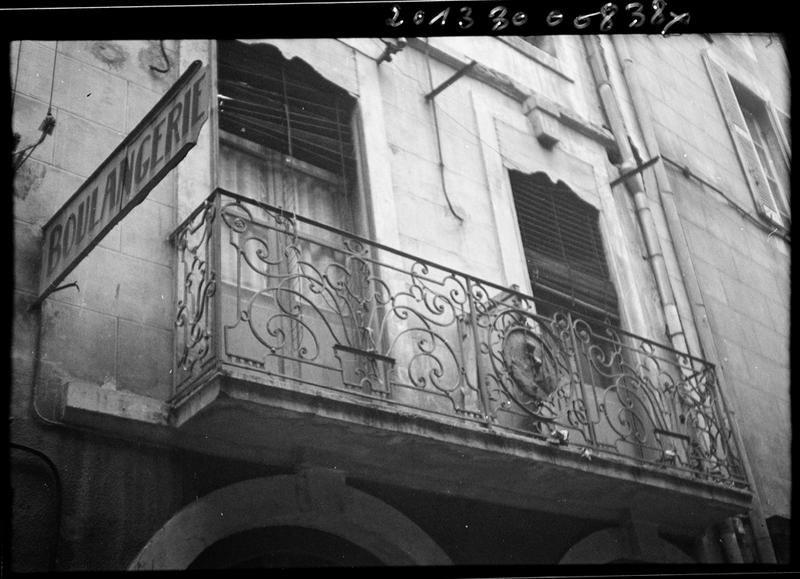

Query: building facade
10,33,790,570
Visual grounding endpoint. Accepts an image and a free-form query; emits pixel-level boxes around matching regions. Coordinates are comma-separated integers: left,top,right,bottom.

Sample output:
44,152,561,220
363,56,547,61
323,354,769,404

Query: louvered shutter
509,171,619,322
702,52,785,227
218,42,356,178
769,106,791,161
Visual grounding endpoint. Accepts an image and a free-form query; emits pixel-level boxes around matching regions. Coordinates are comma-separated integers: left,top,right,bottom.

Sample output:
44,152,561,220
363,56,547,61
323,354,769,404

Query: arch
188,526,386,568
128,473,451,569
558,526,694,564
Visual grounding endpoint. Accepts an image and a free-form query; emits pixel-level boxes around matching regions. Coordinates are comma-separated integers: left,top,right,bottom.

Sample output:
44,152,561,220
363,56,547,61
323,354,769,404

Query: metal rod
53,281,80,293
465,278,493,424
425,60,477,101
612,34,777,563
280,66,294,159
569,311,599,445
424,43,465,222
608,155,661,188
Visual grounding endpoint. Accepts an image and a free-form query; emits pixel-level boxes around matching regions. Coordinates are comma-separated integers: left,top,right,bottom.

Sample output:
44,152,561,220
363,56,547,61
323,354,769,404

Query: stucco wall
611,34,791,518
12,40,180,407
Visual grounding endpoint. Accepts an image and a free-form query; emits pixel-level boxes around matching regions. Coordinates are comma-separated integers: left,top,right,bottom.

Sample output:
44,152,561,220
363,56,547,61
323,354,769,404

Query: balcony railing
172,188,747,488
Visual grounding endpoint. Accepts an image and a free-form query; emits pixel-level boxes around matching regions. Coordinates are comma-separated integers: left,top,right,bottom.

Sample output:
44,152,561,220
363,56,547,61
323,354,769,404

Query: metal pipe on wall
610,34,777,564
581,36,690,358
718,518,745,563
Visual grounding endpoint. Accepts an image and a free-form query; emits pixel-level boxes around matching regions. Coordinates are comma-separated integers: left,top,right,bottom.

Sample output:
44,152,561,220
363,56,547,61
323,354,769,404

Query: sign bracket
27,281,80,312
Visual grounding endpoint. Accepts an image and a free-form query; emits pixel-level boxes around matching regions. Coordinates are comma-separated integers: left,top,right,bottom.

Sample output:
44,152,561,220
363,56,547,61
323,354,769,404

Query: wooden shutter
509,170,619,321
218,41,356,179
702,52,785,227
769,106,791,162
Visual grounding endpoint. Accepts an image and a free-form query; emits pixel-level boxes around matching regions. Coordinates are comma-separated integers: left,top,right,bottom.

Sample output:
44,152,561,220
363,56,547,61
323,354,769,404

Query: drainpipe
717,518,745,563
610,35,776,564
582,36,689,357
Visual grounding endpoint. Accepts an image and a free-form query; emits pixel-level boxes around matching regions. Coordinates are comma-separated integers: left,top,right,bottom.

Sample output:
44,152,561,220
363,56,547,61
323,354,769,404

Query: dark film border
0,1,785,39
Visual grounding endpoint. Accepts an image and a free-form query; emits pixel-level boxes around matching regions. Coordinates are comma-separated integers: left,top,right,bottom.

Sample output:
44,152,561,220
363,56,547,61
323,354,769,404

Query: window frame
520,36,557,58
702,50,791,229
497,36,570,81
215,40,365,231
739,99,790,220
506,169,621,327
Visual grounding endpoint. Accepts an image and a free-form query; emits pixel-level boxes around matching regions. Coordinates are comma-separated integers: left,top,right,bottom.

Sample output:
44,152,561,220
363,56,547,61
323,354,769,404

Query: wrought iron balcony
172,188,747,489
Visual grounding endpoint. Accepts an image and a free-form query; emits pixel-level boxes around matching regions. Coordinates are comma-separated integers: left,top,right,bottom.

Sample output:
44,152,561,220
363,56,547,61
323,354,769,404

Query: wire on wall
149,39,171,74
13,41,58,171
660,154,790,243
424,39,464,223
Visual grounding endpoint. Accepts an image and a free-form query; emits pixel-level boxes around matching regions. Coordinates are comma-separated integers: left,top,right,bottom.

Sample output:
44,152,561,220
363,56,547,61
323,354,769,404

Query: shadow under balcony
167,188,751,533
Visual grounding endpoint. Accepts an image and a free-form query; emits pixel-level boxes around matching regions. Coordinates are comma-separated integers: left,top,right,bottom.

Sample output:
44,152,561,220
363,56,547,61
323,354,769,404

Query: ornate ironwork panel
171,189,747,488
174,197,218,389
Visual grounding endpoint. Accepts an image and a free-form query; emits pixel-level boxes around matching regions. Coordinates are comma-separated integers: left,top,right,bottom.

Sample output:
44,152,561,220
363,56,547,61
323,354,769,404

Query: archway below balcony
558,525,694,564
128,471,451,569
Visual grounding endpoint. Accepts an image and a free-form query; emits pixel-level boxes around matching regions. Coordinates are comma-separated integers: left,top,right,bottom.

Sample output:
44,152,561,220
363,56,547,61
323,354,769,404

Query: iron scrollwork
171,190,747,488
175,199,217,384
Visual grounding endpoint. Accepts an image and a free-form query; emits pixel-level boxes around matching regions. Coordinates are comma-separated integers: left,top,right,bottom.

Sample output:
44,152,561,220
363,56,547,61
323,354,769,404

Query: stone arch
558,526,694,564
128,472,451,569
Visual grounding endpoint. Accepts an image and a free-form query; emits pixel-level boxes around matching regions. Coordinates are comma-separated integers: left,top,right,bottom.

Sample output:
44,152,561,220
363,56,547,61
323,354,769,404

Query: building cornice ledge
406,38,618,155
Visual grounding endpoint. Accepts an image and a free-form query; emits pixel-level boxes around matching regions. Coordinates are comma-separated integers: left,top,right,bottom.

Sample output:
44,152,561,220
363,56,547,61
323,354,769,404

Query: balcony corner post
465,277,493,424
211,191,224,365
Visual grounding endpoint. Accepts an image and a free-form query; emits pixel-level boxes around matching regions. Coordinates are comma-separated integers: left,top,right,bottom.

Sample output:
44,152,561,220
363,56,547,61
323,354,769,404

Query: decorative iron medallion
501,326,561,406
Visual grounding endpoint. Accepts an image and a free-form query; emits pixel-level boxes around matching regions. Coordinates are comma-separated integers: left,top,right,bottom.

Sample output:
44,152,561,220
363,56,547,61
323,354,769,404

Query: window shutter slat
703,52,783,225
770,106,791,161
219,41,356,178
510,171,619,320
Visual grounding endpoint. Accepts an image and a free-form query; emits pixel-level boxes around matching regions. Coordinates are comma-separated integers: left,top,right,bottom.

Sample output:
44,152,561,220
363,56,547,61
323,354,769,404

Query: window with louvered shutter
703,51,790,228
774,109,791,153
218,41,357,189
509,170,619,324
216,41,361,295
521,36,556,58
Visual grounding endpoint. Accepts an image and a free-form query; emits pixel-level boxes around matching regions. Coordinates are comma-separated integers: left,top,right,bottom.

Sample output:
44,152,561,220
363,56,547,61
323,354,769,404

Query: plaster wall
11,34,790,569
607,34,791,518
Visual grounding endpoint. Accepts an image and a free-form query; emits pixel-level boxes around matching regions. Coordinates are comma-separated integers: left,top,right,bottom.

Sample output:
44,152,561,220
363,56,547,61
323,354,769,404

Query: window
509,170,619,325
703,52,791,228
734,82,790,224
217,40,358,232
216,40,362,305
212,42,369,375
509,171,620,390
521,36,556,58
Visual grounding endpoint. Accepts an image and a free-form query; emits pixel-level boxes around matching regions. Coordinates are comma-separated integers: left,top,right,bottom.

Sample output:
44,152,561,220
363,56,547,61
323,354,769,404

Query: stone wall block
117,320,173,400
52,111,123,177
53,55,128,132
12,93,57,165
120,199,173,267
40,300,117,386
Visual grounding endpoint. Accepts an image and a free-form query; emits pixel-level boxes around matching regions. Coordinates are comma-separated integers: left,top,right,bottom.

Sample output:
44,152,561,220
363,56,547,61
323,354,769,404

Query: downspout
610,35,777,564
581,36,690,357
717,518,745,563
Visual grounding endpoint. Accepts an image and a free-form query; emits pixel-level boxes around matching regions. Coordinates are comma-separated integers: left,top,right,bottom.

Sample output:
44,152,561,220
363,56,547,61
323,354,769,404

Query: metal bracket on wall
608,155,660,188
425,60,477,101
27,281,80,312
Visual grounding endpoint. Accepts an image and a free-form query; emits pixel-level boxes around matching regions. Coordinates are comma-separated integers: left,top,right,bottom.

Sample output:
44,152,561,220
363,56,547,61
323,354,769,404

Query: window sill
496,36,573,83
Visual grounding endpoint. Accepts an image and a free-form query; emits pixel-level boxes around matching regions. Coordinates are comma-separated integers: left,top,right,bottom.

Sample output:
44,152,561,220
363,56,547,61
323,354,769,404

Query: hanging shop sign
35,60,209,306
